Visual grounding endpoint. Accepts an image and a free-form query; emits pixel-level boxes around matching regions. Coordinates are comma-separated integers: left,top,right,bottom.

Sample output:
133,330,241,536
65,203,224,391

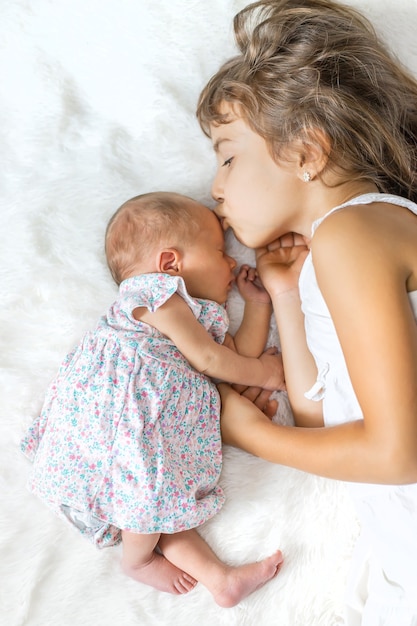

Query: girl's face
181,204,237,304
210,105,304,248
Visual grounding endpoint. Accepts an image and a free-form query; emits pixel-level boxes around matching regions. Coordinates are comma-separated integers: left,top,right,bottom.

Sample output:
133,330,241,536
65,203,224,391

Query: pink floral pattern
21,274,227,547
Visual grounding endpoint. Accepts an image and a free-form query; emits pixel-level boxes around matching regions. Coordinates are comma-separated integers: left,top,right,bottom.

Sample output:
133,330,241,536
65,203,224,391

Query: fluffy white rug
2,1,416,625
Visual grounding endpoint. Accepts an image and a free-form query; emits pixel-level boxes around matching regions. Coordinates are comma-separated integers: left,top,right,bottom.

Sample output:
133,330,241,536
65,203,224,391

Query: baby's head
105,192,206,285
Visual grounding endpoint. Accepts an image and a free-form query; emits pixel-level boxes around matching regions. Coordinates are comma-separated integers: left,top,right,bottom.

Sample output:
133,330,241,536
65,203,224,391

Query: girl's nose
211,172,224,204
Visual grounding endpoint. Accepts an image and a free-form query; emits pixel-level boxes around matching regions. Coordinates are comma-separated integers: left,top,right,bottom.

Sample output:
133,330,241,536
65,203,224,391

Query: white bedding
2,1,417,624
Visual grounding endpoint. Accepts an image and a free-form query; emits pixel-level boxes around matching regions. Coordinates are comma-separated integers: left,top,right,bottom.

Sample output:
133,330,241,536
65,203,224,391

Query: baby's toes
175,572,197,594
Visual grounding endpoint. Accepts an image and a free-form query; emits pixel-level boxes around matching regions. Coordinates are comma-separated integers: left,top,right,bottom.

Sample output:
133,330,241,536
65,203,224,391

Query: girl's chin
234,233,263,249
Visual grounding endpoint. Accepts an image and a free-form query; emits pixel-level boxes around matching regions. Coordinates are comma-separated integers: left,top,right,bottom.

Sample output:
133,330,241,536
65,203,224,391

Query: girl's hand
218,383,277,450
236,264,271,304
259,347,286,391
231,383,279,418
256,233,309,297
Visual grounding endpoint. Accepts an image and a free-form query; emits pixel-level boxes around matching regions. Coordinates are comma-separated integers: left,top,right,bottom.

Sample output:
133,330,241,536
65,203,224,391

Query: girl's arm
133,294,284,390
228,210,417,484
310,207,417,483
256,237,323,426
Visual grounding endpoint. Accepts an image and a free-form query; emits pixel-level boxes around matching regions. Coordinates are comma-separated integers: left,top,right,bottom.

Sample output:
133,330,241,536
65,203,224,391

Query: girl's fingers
233,384,278,416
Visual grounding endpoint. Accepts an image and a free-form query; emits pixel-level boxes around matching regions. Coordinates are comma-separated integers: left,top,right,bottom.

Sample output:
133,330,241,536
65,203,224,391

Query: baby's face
180,204,237,304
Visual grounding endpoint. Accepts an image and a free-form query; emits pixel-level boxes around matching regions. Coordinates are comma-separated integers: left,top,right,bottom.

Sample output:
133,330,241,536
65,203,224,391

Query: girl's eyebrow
213,137,232,153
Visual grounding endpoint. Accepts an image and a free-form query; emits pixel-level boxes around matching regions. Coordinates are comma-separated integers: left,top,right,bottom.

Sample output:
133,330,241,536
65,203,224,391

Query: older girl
197,1,417,623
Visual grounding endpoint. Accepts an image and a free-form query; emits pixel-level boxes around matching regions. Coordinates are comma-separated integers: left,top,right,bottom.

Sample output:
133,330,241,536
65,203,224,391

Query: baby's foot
123,551,197,594
213,550,284,608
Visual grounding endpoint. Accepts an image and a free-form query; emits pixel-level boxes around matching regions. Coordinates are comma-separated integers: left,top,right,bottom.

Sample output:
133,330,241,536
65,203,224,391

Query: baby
21,191,285,607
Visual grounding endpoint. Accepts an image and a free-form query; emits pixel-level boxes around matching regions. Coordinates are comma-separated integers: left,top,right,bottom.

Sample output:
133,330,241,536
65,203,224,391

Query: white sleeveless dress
299,193,417,625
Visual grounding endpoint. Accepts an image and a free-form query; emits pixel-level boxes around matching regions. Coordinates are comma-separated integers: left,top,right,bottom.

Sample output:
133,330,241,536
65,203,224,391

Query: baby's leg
121,530,197,594
159,529,283,608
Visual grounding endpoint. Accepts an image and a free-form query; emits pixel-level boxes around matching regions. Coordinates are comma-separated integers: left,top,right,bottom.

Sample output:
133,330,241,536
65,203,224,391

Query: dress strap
311,192,417,236
304,363,329,401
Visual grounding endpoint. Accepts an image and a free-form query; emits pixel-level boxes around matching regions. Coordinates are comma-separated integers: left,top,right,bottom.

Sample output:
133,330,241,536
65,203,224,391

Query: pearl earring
302,171,312,183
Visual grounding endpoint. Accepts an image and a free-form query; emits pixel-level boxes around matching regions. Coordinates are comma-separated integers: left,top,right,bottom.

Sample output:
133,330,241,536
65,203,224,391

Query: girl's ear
297,128,331,181
157,248,182,274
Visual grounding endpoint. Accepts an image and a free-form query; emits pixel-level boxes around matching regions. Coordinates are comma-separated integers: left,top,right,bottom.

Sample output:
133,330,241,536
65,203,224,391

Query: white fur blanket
2,1,416,625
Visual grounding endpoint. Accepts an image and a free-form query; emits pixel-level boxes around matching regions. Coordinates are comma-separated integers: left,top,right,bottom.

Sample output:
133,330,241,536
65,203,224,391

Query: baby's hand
259,347,286,391
236,265,271,304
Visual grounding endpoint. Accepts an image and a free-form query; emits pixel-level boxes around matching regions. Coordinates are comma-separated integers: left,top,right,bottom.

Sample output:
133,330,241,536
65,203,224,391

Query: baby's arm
231,265,272,357
133,294,283,390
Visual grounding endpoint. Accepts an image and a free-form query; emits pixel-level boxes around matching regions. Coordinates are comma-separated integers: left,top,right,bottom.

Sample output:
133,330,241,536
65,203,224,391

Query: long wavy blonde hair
197,0,417,200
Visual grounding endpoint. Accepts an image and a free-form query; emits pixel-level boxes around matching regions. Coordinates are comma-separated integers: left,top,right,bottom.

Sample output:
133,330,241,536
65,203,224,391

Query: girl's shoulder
312,192,417,238
311,193,417,289
313,192,417,245
312,193,417,230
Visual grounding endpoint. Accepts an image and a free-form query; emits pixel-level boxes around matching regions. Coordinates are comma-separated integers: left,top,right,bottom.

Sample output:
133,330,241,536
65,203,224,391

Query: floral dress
21,274,226,548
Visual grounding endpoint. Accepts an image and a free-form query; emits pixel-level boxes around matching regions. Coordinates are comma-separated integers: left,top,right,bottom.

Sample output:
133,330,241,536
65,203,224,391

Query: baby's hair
105,192,201,285
197,0,417,201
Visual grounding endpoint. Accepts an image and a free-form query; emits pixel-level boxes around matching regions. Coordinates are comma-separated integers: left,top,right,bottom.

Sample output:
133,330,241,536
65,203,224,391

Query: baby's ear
157,248,181,273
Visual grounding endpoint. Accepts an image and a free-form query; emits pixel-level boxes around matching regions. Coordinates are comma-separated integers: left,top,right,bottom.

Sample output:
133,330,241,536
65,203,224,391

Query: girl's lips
219,217,229,231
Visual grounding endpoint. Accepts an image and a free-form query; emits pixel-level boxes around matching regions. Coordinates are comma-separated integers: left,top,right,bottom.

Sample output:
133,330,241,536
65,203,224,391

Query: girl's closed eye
222,157,233,167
